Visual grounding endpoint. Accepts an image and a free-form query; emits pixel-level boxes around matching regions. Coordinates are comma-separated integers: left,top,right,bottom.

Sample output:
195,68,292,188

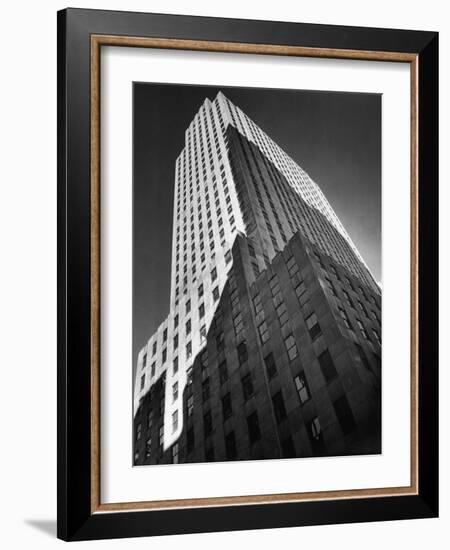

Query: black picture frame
57,7,438,541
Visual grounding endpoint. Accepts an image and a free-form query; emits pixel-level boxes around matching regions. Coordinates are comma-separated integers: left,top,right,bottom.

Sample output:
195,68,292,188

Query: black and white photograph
132,83,382,466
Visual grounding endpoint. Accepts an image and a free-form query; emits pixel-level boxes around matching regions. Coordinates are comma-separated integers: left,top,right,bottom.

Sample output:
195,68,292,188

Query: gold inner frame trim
90,34,419,514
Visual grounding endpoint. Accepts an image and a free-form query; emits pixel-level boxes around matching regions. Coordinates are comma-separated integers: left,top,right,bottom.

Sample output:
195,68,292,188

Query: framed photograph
57,8,438,541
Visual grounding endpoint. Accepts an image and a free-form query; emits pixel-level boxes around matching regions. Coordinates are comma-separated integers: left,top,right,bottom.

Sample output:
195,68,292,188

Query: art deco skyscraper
133,92,381,464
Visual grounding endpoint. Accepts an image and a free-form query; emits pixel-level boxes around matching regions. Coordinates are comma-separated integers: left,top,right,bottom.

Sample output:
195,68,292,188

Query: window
145,437,152,459
295,280,306,299
185,319,191,335
305,312,321,340
163,328,168,342
210,328,223,352
152,341,157,355
356,318,369,340
281,436,296,458
233,312,244,337
173,356,178,374
356,298,366,315
251,260,259,277
199,348,208,368
147,409,153,430
151,362,156,377
272,391,287,423
372,309,380,324
286,255,298,277
324,276,338,297
241,373,254,400
136,422,142,441
307,417,325,453
342,289,354,308
313,252,324,267
202,378,210,402
222,392,232,420
258,320,270,344
225,431,237,459
338,307,353,330
225,250,232,264
318,349,338,382
199,303,205,319
140,373,145,390
174,314,179,328
200,324,207,342
345,276,355,291
276,301,289,327
203,410,213,438
162,348,167,363
172,410,179,432
331,265,340,280
285,334,298,360
264,353,277,379
198,283,204,298
142,352,147,367
213,286,220,302
230,288,239,310
158,425,164,447
334,395,356,435
172,381,178,402
187,395,194,417
372,329,381,345
172,442,179,464
186,341,192,359
187,427,195,453
218,360,228,384
269,275,280,296
186,299,191,314
237,341,248,365
173,334,178,350
247,411,261,443
294,373,310,404
211,267,217,282
252,293,263,316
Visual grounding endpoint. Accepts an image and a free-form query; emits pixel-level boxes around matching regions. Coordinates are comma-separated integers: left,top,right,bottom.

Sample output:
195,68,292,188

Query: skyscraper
133,91,381,465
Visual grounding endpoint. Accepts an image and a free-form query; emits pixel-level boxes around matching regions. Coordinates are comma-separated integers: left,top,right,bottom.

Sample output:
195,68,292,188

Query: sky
133,82,381,371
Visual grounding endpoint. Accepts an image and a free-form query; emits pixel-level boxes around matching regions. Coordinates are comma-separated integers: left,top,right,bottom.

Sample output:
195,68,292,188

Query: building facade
133,92,381,465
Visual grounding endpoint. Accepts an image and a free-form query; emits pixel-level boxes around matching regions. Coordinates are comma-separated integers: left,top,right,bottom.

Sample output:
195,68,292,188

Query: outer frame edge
56,7,68,542
57,8,439,541
417,32,439,518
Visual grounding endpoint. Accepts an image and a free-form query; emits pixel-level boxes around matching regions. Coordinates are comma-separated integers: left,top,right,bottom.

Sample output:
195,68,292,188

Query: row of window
314,247,380,307
136,384,355,463
173,246,232,308
142,254,378,402
234,130,357,282
336,298,381,346
174,148,236,282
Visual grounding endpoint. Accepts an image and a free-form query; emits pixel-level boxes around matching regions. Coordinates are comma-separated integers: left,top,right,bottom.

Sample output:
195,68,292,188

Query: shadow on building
134,229,381,465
